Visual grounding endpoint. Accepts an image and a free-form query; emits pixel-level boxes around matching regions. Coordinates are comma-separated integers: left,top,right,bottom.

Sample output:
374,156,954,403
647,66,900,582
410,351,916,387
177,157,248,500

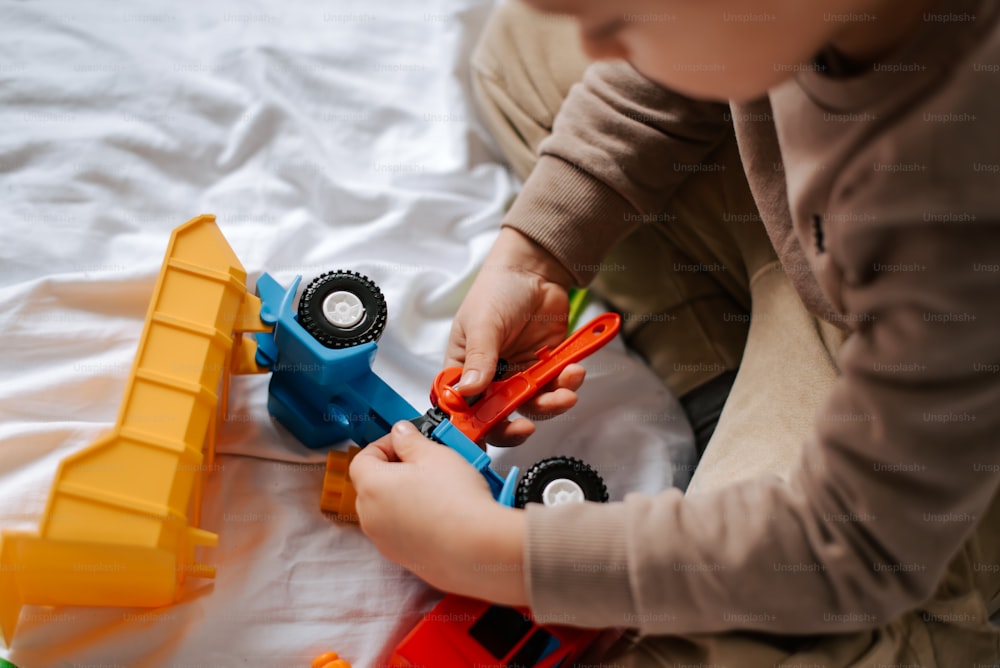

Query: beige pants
472,2,1000,666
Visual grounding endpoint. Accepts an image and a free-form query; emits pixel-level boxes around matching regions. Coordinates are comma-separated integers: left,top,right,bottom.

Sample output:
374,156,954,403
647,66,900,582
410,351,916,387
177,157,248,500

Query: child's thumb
390,420,435,461
456,327,502,396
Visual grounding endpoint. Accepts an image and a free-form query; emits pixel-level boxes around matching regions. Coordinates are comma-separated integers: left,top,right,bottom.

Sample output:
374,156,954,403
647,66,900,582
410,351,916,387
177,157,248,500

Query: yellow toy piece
0,214,272,645
320,447,361,523
311,651,352,668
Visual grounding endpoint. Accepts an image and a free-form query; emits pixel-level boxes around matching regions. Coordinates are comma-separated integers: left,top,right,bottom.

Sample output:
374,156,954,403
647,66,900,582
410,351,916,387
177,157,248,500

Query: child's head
524,0,927,101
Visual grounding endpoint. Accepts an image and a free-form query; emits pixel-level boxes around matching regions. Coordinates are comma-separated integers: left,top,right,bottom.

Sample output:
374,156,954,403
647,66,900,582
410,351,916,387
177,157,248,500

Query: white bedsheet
0,1,695,666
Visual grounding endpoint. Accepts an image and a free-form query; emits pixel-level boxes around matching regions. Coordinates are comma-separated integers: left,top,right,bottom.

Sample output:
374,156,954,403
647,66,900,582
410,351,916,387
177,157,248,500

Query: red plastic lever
431,312,621,444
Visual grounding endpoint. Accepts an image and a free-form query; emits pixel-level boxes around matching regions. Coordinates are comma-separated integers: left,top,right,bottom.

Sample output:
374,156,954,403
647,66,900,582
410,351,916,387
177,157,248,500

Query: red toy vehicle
388,595,600,668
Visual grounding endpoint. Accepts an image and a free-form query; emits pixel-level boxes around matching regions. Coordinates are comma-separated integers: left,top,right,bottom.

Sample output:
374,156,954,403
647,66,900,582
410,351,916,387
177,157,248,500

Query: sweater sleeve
503,59,734,285
524,213,1000,634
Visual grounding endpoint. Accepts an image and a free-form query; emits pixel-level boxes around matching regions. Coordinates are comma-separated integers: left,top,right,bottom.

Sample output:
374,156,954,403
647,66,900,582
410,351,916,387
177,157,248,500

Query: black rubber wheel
297,270,388,349
514,456,608,509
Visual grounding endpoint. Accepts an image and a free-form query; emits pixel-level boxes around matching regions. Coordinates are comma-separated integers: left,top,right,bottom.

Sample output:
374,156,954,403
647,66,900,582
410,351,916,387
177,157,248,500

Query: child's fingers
351,423,443,497
454,327,502,397
444,321,501,396
387,420,439,461
513,364,586,419
356,436,393,463
352,421,440,473
443,323,469,372
518,387,579,421
350,434,398,486
485,417,536,448
350,451,383,498
546,364,586,393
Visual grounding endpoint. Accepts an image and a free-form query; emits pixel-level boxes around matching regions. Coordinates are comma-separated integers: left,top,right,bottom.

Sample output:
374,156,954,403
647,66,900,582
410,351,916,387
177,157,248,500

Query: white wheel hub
541,478,585,506
322,291,365,328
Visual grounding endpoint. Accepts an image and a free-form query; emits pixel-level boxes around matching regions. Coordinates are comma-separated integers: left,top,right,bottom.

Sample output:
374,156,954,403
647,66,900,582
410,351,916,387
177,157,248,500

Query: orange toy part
311,651,352,668
320,447,361,523
0,214,273,646
431,312,621,444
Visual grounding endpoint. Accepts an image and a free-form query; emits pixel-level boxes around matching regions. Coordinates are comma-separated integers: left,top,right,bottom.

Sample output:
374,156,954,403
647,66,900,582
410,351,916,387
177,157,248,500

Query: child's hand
446,226,585,446
350,420,528,606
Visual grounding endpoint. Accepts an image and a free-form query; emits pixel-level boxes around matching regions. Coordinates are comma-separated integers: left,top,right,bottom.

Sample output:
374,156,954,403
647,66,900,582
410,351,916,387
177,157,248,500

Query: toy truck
250,267,617,511
1,215,621,665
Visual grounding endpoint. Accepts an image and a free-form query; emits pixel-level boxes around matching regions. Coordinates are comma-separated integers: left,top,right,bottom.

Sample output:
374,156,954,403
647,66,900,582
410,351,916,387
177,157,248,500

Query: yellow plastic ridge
0,214,271,645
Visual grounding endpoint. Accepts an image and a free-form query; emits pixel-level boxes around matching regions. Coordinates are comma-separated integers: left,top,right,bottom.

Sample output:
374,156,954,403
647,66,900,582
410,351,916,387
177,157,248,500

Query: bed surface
0,1,695,665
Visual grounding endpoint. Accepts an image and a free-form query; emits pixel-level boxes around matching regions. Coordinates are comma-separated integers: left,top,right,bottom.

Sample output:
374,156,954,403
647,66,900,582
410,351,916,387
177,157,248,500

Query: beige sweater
508,0,1000,634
